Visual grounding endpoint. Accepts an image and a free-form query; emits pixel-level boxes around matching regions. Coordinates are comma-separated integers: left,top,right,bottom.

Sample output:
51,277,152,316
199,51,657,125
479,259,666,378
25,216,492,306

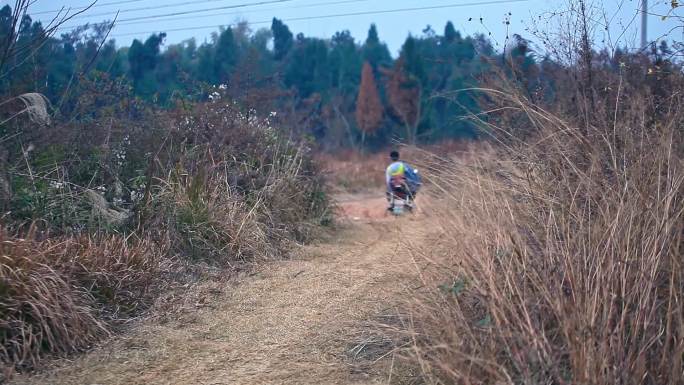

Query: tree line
0,4,675,150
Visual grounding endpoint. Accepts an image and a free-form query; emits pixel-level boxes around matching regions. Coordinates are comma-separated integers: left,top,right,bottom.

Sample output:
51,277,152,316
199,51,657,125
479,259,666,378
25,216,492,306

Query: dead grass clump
156,169,274,265
57,234,164,318
0,235,106,376
257,142,331,243
402,88,684,384
0,229,162,377
144,101,331,265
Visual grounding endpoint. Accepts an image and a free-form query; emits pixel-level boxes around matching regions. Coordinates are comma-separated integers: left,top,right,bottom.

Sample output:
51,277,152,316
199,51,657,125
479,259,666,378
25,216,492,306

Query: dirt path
13,194,430,385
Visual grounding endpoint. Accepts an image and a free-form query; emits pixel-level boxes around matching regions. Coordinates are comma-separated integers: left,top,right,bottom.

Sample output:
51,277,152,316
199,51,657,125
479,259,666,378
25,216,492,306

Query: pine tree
355,61,383,146
214,27,238,83
401,35,425,84
128,40,145,81
195,43,215,83
444,21,459,43
329,30,361,92
361,24,391,70
128,33,166,98
271,18,293,60
284,36,329,97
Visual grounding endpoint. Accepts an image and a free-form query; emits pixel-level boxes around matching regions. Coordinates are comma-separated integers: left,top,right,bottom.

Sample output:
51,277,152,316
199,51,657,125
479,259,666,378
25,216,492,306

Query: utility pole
641,0,648,49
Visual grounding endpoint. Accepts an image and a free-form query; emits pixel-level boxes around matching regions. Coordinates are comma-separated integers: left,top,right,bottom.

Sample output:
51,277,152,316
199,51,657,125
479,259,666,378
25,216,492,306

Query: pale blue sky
8,0,684,55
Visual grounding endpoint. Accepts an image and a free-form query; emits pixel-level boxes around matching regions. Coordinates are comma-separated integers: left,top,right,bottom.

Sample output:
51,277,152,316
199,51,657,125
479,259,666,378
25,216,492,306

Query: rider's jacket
385,161,421,193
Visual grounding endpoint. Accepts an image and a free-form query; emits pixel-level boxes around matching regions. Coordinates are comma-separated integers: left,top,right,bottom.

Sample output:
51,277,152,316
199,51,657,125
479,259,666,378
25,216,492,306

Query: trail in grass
12,194,433,385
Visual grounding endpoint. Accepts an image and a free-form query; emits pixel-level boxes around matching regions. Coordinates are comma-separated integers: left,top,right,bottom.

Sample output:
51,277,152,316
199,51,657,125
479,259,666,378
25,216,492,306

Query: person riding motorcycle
385,150,421,212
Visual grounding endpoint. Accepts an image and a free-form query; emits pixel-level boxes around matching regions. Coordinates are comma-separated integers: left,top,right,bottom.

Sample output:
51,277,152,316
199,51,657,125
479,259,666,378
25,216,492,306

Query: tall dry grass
149,102,331,264
402,87,684,384
0,229,162,376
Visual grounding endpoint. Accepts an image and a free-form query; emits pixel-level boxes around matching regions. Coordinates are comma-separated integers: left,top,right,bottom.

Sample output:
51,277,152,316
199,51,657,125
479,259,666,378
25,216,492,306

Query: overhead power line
59,0,370,30
108,0,531,38
41,0,293,21
32,0,152,15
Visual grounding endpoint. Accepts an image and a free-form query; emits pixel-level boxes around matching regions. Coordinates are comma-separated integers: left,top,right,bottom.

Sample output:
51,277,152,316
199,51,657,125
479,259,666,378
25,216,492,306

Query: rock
84,189,131,226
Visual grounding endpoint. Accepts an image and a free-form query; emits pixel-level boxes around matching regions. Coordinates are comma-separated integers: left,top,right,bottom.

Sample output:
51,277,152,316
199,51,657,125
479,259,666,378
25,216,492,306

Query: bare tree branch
0,0,98,79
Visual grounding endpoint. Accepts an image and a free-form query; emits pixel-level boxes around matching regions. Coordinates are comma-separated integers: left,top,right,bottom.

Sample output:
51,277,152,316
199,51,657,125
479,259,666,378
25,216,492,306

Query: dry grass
0,100,332,379
400,88,684,384
317,150,387,194
317,141,472,194
155,168,274,265
148,103,331,265
0,229,163,379
9,213,430,385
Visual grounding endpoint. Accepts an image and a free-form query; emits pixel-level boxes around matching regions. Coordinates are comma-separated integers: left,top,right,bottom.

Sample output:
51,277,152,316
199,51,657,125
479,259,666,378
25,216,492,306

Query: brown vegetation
355,62,384,144
0,90,331,379
317,150,387,194
0,230,163,376
398,67,684,383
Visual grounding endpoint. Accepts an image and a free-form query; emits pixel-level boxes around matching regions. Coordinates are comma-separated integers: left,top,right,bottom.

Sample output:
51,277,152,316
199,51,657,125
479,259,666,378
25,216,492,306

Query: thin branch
0,0,98,79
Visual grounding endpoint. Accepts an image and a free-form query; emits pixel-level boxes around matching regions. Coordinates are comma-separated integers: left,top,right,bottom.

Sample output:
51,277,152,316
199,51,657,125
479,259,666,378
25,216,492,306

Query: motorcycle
388,179,414,216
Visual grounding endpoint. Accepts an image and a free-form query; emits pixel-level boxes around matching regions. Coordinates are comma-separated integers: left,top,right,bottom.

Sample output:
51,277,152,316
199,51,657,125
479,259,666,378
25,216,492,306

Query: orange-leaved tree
355,61,383,146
